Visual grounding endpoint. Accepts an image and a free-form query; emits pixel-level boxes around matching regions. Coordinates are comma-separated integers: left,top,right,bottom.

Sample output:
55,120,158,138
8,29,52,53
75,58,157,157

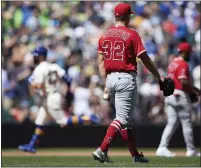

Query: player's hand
103,87,110,101
158,76,165,84
28,75,34,84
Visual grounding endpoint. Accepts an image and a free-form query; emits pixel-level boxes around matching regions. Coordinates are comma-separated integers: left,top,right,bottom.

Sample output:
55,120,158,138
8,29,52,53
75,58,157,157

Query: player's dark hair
115,14,129,22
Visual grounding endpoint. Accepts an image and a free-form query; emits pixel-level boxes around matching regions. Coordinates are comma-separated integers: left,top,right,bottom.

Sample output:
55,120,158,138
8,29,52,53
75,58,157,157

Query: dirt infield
2,150,187,157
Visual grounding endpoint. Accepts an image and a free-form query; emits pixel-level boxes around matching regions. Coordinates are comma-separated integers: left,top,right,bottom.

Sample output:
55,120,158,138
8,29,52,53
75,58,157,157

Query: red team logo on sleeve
167,57,190,90
98,25,146,73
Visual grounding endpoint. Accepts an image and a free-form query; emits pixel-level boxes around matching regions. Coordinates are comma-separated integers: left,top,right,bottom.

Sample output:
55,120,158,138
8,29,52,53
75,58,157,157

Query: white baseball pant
35,91,67,126
158,89,195,151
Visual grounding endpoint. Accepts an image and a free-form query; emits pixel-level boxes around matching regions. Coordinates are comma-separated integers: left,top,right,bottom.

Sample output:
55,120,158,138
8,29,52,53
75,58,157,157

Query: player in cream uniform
18,46,99,153
31,61,67,126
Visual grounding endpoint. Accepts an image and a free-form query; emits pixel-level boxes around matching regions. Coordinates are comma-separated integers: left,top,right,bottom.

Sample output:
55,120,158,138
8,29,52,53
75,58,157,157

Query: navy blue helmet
32,46,48,65
32,46,48,57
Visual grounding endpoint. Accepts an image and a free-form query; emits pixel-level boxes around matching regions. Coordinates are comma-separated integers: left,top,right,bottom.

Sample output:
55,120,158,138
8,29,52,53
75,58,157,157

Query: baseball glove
189,92,199,103
159,77,175,97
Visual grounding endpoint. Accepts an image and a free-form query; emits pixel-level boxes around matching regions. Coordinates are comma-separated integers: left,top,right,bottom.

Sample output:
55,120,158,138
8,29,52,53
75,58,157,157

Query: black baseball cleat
133,152,149,163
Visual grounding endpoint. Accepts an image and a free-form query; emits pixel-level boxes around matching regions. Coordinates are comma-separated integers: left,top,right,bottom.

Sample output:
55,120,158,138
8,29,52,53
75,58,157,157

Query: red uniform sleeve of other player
132,32,146,57
98,37,103,54
177,63,189,80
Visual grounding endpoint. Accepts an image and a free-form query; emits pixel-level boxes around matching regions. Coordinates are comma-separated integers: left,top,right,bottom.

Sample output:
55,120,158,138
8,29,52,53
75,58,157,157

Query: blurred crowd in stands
2,1,200,125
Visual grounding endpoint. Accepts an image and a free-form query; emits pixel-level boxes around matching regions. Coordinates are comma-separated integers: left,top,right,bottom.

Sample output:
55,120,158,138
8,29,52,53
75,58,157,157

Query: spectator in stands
2,1,200,125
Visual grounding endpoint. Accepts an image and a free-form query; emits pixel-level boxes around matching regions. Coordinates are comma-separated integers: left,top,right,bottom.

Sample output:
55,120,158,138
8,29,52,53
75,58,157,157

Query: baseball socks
100,120,121,152
28,125,44,147
120,128,140,157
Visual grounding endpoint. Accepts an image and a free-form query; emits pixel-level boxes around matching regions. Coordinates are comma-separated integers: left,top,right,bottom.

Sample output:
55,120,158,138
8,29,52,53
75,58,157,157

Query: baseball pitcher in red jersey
156,42,201,157
92,3,165,164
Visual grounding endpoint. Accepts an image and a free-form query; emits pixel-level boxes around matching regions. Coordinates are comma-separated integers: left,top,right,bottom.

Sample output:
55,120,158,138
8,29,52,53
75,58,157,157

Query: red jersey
167,57,190,90
98,25,146,73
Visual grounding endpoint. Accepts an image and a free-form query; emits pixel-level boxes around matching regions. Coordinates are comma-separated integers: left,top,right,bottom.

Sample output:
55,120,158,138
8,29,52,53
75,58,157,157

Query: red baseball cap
178,42,192,52
114,3,135,17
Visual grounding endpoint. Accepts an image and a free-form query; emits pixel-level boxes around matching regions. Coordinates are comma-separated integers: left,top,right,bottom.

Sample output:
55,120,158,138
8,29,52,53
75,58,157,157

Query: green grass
2,148,200,167
2,156,200,167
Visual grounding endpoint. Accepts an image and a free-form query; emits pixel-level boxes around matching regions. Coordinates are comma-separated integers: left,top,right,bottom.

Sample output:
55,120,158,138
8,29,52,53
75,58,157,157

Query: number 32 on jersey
102,40,125,61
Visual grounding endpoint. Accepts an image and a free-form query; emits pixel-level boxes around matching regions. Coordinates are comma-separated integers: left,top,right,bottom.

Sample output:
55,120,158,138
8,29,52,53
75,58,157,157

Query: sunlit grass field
2,148,200,167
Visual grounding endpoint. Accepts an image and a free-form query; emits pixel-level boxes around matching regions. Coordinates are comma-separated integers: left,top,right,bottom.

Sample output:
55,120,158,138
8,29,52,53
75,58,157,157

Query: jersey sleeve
54,64,65,78
133,32,146,57
31,67,44,84
98,37,103,54
177,63,189,79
